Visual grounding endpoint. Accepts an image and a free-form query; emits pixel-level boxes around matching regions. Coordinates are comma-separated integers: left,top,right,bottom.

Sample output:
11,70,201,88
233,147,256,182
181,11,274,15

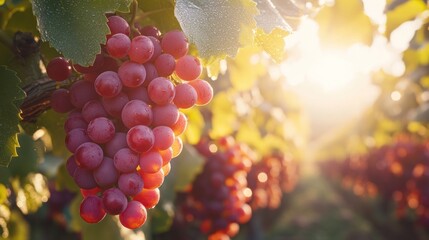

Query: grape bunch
182,137,254,240
49,15,213,229
319,135,429,228
247,154,286,210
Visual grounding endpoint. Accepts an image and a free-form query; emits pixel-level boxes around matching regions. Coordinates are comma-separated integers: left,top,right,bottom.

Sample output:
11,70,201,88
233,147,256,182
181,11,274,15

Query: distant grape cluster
320,135,429,228
49,15,213,229
181,137,254,240
247,153,299,210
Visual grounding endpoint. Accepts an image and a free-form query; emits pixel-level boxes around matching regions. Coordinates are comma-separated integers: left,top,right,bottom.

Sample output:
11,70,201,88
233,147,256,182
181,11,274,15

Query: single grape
129,35,154,64
65,128,91,153
161,30,188,59
148,36,162,62
51,89,74,113
237,204,252,224
188,80,213,106
102,188,128,215
142,63,159,87
73,54,105,74
139,150,163,173
160,148,173,165
173,83,198,108
80,187,101,197
147,77,175,105
175,55,202,81
64,115,88,133
119,201,147,229
118,61,146,87
104,132,127,158
114,148,140,173
118,172,144,196
121,100,153,128
81,100,108,123
106,33,131,58
93,157,119,189
171,137,183,158
75,142,104,170
94,71,122,98
66,155,78,176
87,117,115,144
152,103,179,127
47,57,72,81
69,80,98,108
162,162,171,176
152,126,175,150
73,167,97,189
102,92,129,118
139,25,161,39
139,169,164,189
126,125,155,153
80,196,106,223
127,86,153,104
171,112,187,136
107,16,130,38
133,188,160,209
154,53,175,77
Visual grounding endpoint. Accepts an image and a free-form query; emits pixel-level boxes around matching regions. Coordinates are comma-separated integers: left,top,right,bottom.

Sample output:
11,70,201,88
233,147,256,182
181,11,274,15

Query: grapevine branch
20,77,57,122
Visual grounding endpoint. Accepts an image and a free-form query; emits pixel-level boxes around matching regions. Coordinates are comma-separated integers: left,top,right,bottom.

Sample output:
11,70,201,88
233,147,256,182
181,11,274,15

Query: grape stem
0,29,14,51
129,0,140,37
20,76,79,122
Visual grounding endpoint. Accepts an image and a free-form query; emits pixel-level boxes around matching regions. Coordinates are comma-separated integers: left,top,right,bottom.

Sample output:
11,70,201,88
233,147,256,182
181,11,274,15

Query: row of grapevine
0,0,306,239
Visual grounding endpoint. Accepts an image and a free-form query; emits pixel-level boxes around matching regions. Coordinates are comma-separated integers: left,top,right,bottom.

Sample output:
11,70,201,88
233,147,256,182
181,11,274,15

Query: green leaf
8,134,38,178
37,110,68,159
137,0,179,33
175,0,258,60
0,66,26,167
254,0,292,33
31,0,132,66
170,145,204,192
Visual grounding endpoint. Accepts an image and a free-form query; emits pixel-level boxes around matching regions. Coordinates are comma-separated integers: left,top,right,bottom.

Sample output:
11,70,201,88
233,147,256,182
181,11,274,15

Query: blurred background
1,0,429,239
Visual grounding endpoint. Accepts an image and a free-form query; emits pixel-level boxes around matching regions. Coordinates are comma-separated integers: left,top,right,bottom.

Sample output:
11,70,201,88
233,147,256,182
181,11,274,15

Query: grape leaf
181,108,204,145
229,46,266,91
209,91,237,138
315,0,373,48
254,0,292,33
255,27,288,62
31,0,132,66
0,0,5,6
137,0,180,33
0,66,26,167
175,0,258,60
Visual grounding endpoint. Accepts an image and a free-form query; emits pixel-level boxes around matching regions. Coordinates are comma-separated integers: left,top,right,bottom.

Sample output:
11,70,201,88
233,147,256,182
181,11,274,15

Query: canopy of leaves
31,0,132,66
0,66,25,167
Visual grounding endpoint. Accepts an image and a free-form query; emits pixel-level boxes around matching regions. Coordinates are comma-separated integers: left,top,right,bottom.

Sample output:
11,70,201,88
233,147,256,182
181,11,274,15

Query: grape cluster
319,135,429,228
247,154,298,210
49,15,213,229
182,137,254,239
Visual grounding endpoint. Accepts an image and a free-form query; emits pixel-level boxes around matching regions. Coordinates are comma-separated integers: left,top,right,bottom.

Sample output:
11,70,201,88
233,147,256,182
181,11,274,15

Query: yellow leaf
255,27,288,62
209,92,237,139
0,0,5,6
182,108,204,145
315,0,374,48
386,0,427,38
228,47,266,91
